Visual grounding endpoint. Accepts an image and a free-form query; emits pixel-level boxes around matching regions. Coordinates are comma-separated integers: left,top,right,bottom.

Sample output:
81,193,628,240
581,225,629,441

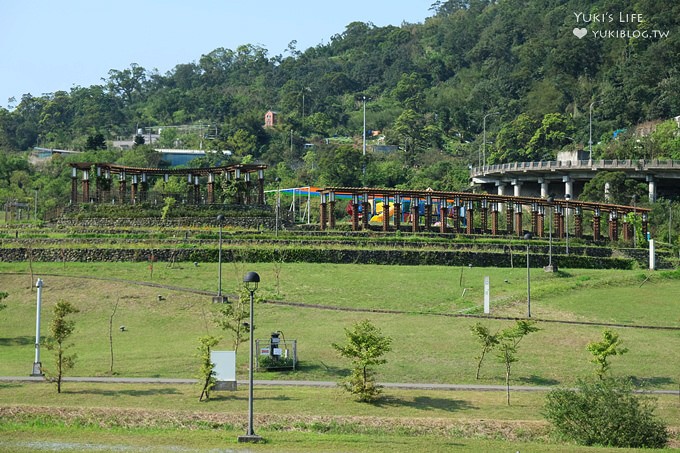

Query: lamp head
244,271,260,291
524,233,533,240
216,214,225,223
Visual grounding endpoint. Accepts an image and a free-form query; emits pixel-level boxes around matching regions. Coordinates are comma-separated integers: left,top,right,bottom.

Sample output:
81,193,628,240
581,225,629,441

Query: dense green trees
1,0,679,215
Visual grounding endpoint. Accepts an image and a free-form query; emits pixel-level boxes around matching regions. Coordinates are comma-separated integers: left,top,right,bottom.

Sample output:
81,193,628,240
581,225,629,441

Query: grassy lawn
1,382,678,452
1,261,679,451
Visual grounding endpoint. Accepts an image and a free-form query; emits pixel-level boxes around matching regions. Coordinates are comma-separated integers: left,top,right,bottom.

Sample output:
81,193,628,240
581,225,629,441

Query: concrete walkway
2,375,678,395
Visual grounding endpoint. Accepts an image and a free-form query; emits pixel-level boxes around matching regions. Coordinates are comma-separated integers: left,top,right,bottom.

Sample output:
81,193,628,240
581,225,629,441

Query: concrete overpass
471,158,680,201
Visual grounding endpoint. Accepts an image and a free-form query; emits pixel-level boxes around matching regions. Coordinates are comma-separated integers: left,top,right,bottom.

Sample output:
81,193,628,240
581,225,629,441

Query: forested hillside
1,0,679,210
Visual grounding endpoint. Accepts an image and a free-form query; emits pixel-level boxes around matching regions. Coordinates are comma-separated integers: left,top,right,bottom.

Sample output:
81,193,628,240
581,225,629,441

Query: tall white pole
362,96,366,157
32,278,43,376
589,101,595,161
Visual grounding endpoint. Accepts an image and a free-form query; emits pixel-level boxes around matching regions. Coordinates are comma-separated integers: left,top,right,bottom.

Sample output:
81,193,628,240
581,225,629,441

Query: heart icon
573,27,587,39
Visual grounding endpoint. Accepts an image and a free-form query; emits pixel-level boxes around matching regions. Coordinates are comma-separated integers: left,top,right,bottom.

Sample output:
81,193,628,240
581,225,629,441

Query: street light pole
238,271,262,444
589,101,596,161
362,96,367,158
31,278,44,376
215,214,225,302
565,194,570,255
524,233,532,317
482,112,498,173
275,177,281,237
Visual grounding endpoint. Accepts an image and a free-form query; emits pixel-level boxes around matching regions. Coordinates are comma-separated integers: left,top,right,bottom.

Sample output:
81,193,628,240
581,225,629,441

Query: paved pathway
2,375,678,395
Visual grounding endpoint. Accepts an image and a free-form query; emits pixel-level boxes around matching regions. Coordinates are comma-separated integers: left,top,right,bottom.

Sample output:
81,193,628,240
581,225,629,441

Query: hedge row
0,247,638,270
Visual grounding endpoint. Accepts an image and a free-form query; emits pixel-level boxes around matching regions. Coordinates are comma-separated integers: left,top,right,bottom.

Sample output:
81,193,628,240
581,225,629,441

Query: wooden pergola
68,163,268,206
318,187,651,242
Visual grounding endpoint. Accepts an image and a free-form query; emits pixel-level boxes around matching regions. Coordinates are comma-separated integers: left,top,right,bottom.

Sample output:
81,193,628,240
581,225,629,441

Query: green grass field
1,261,679,451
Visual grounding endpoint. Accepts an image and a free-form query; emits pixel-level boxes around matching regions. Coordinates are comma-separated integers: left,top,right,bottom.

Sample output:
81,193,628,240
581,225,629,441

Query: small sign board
210,351,236,390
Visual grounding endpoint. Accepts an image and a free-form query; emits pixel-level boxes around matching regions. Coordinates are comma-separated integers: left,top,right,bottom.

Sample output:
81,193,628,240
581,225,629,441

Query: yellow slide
370,201,396,222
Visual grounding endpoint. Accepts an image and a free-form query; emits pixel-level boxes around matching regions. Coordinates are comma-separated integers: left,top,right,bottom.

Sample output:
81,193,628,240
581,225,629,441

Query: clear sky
0,0,433,109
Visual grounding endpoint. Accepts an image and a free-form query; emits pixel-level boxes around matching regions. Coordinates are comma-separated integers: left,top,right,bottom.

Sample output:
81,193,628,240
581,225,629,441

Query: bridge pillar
512,180,522,197
563,176,573,199
496,183,506,213
539,178,549,199
647,175,657,202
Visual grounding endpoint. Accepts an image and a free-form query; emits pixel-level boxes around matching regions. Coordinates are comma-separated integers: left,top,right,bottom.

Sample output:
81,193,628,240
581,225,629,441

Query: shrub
543,377,668,448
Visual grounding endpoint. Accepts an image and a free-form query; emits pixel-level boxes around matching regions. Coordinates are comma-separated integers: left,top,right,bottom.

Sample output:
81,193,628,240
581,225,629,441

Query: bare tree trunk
109,298,120,374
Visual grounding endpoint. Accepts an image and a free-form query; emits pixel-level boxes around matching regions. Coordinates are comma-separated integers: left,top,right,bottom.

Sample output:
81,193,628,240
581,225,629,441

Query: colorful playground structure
318,187,650,243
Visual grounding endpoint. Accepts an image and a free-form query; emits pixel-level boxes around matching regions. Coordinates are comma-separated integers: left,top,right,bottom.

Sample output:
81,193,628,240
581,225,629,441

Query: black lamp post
214,214,225,303
238,271,262,443
275,177,281,237
546,195,555,272
524,233,533,317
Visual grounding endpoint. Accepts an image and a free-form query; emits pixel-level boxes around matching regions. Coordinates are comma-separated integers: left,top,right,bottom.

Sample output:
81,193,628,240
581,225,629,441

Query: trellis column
537,205,545,238
424,193,433,232
140,173,148,202
452,196,461,232
491,202,499,235
465,200,474,234
506,202,514,234
361,193,370,230
555,205,564,239
514,202,523,236
439,198,449,233
207,173,215,204
642,212,649,239
480,199,488,234
351,194,360,231
71,167,79,204
95,167,102,203
609,210,619,242
81,169,90,203
382,195,390,232
411,197,420,233
257,169,265,205
319,192,328,231
194,175,201,205
131,174,138,204
593,207,601,240
329,192,336,229
531,203,539,236
393,194,402,231
574,206,583,238
244,173,251,205
118,171,127,204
